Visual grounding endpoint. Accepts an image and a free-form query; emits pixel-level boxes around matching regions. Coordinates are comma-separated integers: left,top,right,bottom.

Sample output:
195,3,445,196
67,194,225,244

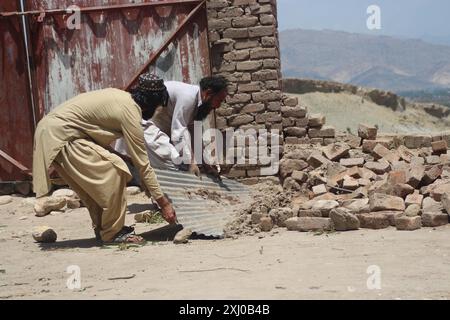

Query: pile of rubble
240,124,450,234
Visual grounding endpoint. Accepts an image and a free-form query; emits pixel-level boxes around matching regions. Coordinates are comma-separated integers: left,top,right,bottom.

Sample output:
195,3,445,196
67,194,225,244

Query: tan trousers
53,139,129,242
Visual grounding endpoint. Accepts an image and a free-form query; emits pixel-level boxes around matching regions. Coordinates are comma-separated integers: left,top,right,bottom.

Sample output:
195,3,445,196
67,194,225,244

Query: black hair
199,75,228,94
130,87,169,120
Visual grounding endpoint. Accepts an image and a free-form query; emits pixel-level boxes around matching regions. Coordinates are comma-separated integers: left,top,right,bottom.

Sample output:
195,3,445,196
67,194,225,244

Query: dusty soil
1,195,449,300
293,92,450,134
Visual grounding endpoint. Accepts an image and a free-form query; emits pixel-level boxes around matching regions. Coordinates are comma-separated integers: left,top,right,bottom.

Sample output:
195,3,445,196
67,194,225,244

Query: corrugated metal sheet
154,169,251,237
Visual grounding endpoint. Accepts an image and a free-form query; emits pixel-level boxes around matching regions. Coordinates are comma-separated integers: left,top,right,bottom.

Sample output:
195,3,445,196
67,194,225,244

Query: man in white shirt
116,75,228,177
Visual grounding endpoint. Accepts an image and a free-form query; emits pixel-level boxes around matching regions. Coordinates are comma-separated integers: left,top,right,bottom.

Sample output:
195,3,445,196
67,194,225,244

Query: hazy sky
277,0,450,43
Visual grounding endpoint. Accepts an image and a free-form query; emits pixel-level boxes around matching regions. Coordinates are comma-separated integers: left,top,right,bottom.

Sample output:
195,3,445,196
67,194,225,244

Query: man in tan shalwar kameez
33,74,176,244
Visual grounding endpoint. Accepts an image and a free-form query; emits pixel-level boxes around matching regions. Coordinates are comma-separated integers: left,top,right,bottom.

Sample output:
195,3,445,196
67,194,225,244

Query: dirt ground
0,195,449,300
293,92,450,134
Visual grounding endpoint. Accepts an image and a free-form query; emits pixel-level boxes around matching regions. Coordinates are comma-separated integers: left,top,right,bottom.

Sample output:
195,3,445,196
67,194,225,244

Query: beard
195,100,213,121
142,108,156,120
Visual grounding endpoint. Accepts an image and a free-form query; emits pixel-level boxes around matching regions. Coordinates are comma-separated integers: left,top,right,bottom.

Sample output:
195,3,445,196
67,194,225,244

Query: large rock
393,184,415,199
343,198,370,214
279,159,309,178
52,189,76,198
269,208,294,227
395,216,422,231
307,152,331,169
310,200,339,217
421,213,449,227
32,226,57,243
173,228,192,244
260,217,273,232
34,197,67,217
357,213,390,229
406,165,425,188
285,217,333,232
329,208,360,231
405,204,421,217
378,211,404,226
369,193,405,212
405,192,424,207
430,183,450,202
0,196,13,206
422,197,444,214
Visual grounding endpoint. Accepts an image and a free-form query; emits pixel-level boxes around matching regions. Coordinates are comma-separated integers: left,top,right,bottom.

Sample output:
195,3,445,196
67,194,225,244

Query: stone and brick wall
206,0,336,178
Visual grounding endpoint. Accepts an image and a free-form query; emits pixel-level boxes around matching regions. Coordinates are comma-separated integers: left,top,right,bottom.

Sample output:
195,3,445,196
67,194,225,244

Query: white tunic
115,81,203,169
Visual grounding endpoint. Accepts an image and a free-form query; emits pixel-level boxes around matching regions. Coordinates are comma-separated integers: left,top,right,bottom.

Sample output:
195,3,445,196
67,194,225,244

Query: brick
251,70,279,81
405,192,424,207
423,165,443,185
248,26,274,37
369,193,406,212
358,124,378,140
422,213,449,227
226,93,251,104
285,217,333,232
406,165,425,188
232,16,259,27
364,161,390,174
404,135,432,149
340,158,365,167
260,14,276,25
223,28,249,39
229,114,254,127
308,114,326,127
241,103,265,113
259,217,273,232
307,152,331,168
223,49,250,61
323,143,350,161
250,47,278,59
395,216,422,231
252,91,281,103
284,127,307,138
358,213,390,229
362,139,392,153
238,82,262,93
281,106,306,118
312,184,328,196
309,126,336,139
236,60,262,71
279,159,309,178
255,112,282,123
372,144,400,163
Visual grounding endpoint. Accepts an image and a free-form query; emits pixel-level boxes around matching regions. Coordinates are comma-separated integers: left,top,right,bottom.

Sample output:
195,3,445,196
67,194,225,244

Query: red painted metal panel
1,0,211,181
0,0,35,181
26,0,211,116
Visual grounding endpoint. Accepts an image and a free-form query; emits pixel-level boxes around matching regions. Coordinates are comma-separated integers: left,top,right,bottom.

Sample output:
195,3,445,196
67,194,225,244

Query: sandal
102,226,145,245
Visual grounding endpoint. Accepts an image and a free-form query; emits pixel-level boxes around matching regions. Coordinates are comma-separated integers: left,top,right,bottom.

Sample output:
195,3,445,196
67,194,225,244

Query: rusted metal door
0,0,211,181
26,0,211,115
0,0,35,181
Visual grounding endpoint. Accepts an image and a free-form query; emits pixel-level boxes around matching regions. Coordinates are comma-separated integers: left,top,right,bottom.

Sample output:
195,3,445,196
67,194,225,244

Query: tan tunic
33,88,164,200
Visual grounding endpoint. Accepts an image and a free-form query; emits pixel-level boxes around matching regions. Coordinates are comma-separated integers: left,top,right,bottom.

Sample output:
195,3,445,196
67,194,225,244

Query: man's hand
204,164,221,180
189,163,202,179
156,196,177,224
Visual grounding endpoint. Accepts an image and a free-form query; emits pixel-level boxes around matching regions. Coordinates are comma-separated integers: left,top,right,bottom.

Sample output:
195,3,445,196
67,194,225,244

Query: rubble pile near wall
229,124,450,235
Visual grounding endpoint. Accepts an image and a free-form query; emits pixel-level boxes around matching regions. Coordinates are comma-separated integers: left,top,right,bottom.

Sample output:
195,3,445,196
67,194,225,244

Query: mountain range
280,29,450,92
